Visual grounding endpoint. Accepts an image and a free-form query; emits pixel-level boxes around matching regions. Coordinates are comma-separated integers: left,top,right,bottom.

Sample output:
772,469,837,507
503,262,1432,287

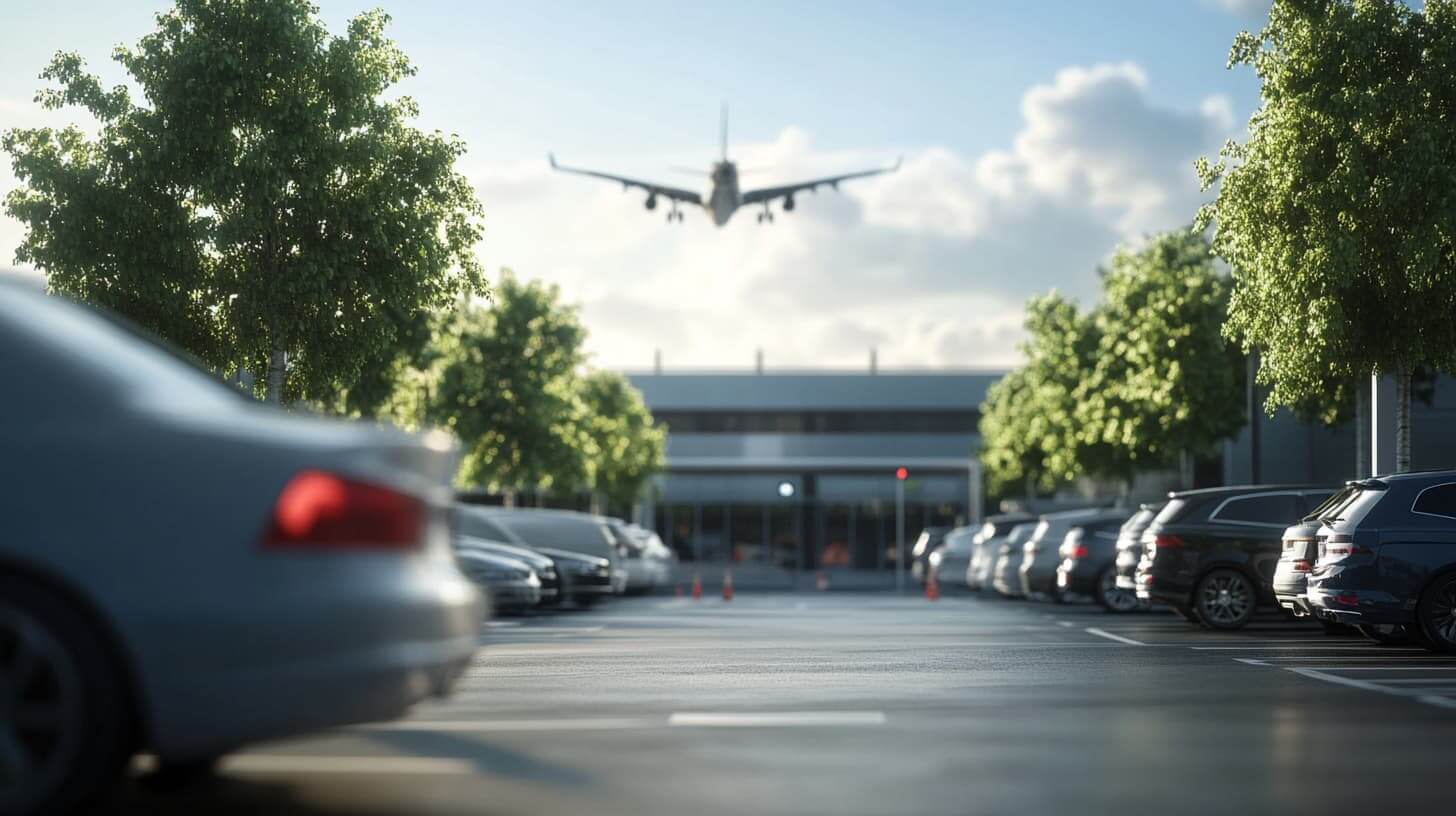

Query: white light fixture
777,480,796,499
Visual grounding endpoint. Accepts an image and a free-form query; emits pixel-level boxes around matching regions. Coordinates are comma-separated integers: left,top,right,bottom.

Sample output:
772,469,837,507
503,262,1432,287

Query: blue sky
0,0,1273,369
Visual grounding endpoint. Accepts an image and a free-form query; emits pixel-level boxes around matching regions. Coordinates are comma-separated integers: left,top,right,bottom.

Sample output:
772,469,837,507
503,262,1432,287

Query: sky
0,0,1275,371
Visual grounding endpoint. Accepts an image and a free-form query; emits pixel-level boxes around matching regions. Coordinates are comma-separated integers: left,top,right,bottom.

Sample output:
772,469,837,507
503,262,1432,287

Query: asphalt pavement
110,590,1456,815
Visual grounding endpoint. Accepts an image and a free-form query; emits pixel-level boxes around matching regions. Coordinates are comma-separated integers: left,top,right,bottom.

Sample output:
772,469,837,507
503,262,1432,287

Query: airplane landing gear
666,208,683,223
756,208,774,224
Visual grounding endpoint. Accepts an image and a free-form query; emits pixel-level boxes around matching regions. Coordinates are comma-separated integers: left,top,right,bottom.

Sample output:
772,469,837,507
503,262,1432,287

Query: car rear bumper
140,562,483,761
1057,560,1102,596
1306,585,1413,626
1272,568,1309,616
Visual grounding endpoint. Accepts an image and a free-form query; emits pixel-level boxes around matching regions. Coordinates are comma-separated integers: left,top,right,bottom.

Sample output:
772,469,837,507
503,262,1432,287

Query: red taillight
1068,545,1089,559
1321,534,1369,560
1334,591,1360,607
1292,560,1312,572
1154,534,1184,550
263,470,424,550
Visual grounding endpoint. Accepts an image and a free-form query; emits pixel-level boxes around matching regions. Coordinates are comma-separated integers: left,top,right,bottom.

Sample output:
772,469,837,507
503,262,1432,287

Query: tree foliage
578,370,666,509
980,231,1245,496
1196,0,1456,463
1076,231,1243,478
428,274,591,495
979,292,1098,496
3,0,485,403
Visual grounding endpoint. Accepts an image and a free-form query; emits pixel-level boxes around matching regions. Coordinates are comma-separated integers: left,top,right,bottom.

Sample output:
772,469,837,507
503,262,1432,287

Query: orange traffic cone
926,572,940,601
691,574,702,601
722,570,734,602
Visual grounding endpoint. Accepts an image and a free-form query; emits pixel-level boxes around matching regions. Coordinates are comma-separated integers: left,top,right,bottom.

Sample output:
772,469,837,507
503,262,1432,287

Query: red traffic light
895,467,908,481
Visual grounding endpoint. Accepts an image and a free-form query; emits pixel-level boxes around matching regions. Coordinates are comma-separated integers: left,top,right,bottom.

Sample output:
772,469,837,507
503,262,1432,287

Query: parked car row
925,472,1456,653
453,504,677,615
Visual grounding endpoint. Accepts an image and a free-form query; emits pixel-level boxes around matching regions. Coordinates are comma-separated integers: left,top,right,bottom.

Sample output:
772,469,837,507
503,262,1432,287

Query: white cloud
466,61,1236,370
1202,0,1271,20
1,64,1239,372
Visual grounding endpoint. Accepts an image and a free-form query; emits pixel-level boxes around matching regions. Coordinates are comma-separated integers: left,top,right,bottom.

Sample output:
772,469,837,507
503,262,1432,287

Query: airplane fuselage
706,160,741,226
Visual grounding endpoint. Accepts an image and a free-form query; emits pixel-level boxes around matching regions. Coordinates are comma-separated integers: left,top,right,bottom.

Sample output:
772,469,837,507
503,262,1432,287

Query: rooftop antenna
720,103,728,161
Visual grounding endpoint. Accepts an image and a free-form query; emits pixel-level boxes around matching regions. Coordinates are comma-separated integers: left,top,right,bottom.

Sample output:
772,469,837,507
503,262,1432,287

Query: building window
654,409,980,434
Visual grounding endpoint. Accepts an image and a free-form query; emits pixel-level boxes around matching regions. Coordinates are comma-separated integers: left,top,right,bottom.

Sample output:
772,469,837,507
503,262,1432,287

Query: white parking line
1084,627,1146,646
669,711,886,727
1286,667,1396,695
1417,695,1456,709
223,755,476,776
1057,620,1076,628
490,625,606,635
354,717,657,733
1190,645,1425,651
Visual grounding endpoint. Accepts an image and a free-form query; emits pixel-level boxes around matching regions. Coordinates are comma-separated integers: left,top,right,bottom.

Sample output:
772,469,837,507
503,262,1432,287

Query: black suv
1307,470,1456,652
1135,485,1335,629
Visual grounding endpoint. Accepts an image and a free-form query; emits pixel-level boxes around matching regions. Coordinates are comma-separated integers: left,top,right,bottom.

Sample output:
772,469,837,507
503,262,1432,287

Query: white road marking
1057,620,1075,628
485,620,521,628
1190,645,1425,651
1417,695,1456,709
1315,666,1456,671
223,755,476,776
1234,658,1270,666
1085,627,1145,646
1375,678,1456,684
354,717,657,732
1285,667,1398,695
490,625,606,635
669,711,887,727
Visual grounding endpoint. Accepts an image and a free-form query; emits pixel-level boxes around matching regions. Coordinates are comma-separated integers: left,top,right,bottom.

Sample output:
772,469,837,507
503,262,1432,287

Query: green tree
1076,230,1243,488
429,273,590,498
978,292,1099,497
3,0,485,403
578,370,666,511
1197,0,1456,471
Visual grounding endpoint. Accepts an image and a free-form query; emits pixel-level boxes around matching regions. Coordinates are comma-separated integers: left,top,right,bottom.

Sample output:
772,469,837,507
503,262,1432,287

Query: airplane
548,108,901,226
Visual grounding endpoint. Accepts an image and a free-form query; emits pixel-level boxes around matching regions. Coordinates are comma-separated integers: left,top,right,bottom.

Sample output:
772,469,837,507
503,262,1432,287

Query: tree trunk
265,344,287,405
1178,450,1194,491
1354,381,1369,479
1395,367,1412,473
502,489,516,509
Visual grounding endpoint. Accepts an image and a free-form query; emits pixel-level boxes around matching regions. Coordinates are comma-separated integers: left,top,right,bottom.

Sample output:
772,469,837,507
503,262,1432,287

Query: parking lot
109,591,1456,815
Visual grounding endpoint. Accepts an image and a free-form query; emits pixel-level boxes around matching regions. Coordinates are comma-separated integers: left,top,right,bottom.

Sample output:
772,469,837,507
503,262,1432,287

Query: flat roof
624,370,1005,411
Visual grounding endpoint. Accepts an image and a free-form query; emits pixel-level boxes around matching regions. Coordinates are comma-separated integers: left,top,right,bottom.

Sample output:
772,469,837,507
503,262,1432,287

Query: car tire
1416,573,1456,653
0,576,135,815
1193,569,1257,630
1095,566,1140,614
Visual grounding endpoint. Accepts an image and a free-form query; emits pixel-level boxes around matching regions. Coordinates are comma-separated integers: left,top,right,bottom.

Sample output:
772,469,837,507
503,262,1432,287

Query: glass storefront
656,497,963,571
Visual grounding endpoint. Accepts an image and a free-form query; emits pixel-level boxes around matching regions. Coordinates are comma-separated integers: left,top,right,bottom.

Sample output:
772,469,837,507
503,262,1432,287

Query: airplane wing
740,157,902,205
548,154,702,205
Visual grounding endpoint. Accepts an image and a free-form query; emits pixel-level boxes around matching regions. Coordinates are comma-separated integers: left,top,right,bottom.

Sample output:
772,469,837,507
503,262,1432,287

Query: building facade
627,370,1000,572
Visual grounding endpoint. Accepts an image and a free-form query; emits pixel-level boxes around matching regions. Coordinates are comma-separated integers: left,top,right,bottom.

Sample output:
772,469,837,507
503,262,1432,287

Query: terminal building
626,369,998,572
627,367,1456,577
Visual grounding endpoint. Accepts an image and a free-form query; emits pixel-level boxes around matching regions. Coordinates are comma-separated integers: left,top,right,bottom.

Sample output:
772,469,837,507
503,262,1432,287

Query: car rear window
1303,487,1354,521
1325,488,1385,531
1412,483,1456,521
1152,499,1187,526
1210,493,1300,526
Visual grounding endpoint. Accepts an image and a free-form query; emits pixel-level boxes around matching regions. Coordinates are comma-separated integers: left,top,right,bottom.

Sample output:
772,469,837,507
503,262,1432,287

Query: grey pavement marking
1084,627,1146,646
668,711,887,727
223,755,476,775
353,718,659,732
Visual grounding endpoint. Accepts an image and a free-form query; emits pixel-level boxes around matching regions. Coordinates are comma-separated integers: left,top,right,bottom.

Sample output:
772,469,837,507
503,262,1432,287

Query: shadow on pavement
363,730,596,788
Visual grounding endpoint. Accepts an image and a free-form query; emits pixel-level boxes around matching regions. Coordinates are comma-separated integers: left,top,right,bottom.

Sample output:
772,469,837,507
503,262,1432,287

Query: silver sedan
0,279,483,813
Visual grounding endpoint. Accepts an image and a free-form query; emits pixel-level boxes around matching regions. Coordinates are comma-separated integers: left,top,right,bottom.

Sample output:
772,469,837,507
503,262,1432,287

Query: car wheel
1194,569,1257,630
0,577,134,815
1417,574,1456,653
1095,567,1140,613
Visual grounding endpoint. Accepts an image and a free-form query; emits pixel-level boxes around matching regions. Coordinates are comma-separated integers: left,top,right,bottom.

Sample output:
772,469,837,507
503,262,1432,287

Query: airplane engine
783,195,795,212
645,195,658,211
